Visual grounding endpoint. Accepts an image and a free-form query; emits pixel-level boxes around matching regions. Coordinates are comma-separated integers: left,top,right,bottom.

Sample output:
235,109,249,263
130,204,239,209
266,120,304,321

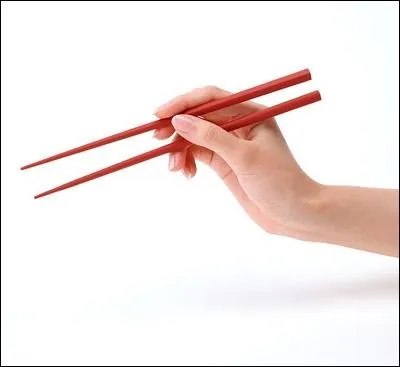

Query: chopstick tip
21,163,35,170
34,192,46,199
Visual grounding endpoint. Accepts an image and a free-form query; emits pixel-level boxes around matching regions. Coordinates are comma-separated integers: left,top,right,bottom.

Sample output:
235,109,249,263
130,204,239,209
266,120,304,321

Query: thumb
171,114,248,168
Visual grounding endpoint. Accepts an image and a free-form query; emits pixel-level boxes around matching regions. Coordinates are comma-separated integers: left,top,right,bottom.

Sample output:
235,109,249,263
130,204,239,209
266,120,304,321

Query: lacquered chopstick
34,90,321,199
21,69,311,170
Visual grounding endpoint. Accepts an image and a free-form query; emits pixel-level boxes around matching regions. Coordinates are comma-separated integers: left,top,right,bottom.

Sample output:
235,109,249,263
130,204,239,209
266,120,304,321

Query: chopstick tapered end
34,191,50,199
21,162,39,170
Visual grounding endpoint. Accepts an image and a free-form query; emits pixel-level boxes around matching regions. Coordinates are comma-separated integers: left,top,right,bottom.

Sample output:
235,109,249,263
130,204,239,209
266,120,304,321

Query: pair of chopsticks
21,69,321,199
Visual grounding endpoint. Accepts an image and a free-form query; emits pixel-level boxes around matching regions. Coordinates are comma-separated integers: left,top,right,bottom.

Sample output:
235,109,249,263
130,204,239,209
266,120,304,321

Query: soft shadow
202,274,399,310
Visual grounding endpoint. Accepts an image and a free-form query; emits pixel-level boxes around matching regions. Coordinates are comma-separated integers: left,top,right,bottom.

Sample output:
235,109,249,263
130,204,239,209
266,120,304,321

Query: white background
1,1,399,365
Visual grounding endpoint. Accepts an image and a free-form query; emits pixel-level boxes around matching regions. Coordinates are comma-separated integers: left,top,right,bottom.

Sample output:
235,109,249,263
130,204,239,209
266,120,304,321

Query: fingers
153,86,230,140
153,85,276,142
168,133,188,172
154,85,270,178
168,149,187,172
171,114,256,172
182,150,197,179
154,85,230,118
153,125,175,140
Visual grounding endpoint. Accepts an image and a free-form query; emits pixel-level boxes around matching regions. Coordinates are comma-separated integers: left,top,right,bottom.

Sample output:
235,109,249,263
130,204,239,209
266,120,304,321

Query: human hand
153,86,320,239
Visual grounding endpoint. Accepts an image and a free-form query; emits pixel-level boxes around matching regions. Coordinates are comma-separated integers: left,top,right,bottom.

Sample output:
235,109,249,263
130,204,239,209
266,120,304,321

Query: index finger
154,85,230,118
153,85,271,141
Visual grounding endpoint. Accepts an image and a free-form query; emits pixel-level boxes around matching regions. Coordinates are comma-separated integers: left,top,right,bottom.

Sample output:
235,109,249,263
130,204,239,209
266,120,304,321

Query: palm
187,121,292,234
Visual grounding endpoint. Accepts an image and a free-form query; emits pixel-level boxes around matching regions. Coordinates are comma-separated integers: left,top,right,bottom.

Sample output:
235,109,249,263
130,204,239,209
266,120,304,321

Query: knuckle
190,87,202,94
189,85,224,100
204,85,220,93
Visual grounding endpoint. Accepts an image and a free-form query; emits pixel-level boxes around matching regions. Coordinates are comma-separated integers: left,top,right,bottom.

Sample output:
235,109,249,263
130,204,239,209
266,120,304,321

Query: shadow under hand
202,274,399,311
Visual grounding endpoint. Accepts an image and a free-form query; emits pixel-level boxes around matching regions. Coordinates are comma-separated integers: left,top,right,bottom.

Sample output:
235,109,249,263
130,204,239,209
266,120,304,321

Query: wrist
282,181,331,242
275,180,399,257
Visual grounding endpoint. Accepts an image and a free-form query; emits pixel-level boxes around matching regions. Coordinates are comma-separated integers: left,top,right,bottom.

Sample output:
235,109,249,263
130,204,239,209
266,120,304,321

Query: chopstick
21,69,311,170
34,90,321,199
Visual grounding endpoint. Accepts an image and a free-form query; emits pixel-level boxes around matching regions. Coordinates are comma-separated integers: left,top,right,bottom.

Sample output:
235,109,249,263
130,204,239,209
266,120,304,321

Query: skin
153,86,399,258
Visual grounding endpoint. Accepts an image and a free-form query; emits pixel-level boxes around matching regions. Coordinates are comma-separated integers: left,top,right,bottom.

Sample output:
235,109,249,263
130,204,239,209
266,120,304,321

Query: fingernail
168,154,175,171
171,115,196,134
153,106,163,115
154,102,169,115
183,170,192,180
152,129,159,138
154,96,179,115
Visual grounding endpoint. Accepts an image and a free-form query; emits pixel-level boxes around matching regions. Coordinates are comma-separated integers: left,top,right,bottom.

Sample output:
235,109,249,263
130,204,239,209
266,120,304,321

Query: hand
154,86,319,239
154,85,399,257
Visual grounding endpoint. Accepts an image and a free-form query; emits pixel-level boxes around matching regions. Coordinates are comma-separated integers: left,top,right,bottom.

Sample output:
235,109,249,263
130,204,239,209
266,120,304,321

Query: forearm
297,185,399,257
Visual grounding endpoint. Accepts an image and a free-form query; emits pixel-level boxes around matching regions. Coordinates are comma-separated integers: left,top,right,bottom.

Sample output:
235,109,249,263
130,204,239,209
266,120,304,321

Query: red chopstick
34,91,321,199
21,69,311,170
